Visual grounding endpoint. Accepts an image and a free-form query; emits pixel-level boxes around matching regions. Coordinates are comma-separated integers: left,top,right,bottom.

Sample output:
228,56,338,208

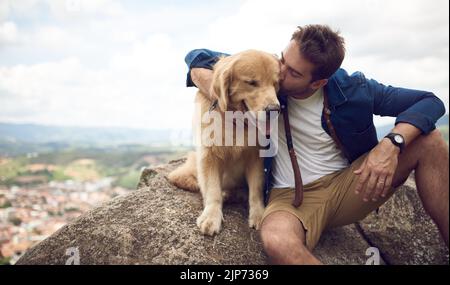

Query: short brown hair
291,25,345,81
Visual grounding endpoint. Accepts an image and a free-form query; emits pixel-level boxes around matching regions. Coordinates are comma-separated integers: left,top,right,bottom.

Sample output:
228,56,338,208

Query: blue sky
0,0,448,130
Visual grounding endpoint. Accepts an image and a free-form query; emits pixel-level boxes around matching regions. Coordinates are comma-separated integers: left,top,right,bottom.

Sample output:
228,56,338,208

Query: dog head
211,50,281,115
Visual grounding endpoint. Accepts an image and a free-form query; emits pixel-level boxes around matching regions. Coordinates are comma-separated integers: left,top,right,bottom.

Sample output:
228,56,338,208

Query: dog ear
212,56,235,111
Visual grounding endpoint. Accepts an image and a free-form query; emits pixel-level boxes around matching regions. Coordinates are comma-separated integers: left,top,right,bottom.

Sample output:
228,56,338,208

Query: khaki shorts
261,153,398,251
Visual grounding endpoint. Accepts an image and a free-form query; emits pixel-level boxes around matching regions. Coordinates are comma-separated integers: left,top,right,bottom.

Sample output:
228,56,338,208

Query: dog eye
245,80,259,87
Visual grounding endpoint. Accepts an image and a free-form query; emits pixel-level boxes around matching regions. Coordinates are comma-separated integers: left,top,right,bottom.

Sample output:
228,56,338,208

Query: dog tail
167,151,200,192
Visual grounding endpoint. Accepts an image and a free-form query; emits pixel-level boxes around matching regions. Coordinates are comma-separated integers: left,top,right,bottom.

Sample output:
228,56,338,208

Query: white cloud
0,21,18,45
32,25,81,50
0,2,11,21
200,0,449,124
0,33,194,129
44,0,124,19
0,0,448,130
0,0,124,20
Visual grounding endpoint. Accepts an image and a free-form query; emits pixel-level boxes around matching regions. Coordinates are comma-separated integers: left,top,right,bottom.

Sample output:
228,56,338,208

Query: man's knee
259,211,306,255
260,224,284,256
418,129,447,153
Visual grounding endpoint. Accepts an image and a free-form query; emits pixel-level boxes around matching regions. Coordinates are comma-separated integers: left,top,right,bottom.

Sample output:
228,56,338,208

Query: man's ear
310,78,328,90
212,56,234,111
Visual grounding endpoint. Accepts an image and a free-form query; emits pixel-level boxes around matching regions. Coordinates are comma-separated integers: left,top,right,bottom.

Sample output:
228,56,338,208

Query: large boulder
357,178,449,265
16,158,447,265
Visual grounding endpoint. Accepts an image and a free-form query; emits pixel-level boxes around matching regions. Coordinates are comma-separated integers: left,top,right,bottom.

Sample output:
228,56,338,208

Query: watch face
394,135,404,144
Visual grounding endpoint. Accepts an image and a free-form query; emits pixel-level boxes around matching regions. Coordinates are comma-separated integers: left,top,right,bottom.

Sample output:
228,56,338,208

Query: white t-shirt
271,88,349,188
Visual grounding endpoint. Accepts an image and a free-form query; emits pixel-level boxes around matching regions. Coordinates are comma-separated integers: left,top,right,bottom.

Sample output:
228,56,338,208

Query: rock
314,225,384,265
17,158,375,265
357,178,449,265
16,159,447,265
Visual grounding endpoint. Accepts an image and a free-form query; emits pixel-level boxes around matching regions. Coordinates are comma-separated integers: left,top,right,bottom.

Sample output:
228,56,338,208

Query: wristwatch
384,133,405,153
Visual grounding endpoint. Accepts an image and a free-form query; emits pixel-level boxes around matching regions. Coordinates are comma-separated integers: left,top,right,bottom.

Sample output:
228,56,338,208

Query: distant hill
0,122,195,156
2,114,447,143
0,122,184,146
0,113,448,155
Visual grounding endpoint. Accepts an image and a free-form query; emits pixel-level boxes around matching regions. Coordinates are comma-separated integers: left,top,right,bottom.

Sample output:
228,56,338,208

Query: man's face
278,40,319,99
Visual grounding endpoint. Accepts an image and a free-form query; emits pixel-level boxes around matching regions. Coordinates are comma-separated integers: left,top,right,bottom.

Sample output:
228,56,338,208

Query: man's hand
353,139,400,202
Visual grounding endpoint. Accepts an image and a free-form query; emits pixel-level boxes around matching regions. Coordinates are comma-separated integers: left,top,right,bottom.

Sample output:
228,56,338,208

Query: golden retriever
168,50,280,236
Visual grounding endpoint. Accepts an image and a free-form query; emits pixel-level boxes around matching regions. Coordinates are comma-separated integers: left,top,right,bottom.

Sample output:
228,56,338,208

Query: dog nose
265,104,281,114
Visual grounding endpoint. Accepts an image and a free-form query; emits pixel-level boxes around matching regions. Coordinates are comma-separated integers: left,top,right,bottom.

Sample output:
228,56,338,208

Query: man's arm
354,76,446,202
369,78,446,135
184,49,230,99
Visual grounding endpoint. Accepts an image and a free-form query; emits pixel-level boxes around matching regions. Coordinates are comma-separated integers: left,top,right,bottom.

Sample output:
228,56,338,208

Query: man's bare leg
260,130,448,264
378,130,449,246
259,211,322,264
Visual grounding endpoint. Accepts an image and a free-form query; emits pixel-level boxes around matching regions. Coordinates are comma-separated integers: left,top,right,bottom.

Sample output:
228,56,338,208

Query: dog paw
248,205,265,230
196,208,223,236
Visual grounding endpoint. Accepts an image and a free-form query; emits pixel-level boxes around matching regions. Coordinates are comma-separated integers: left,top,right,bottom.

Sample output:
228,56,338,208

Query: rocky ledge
16,158,448,265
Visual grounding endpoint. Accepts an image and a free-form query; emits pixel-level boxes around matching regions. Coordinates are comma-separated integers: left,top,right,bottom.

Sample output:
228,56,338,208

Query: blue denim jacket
184,49,446,202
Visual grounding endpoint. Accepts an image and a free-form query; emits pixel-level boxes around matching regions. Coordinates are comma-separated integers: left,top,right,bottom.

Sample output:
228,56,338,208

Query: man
184,25,448,264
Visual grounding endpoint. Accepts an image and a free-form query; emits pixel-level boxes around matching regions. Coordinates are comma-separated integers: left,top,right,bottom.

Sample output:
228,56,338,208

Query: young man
184,25,448,264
